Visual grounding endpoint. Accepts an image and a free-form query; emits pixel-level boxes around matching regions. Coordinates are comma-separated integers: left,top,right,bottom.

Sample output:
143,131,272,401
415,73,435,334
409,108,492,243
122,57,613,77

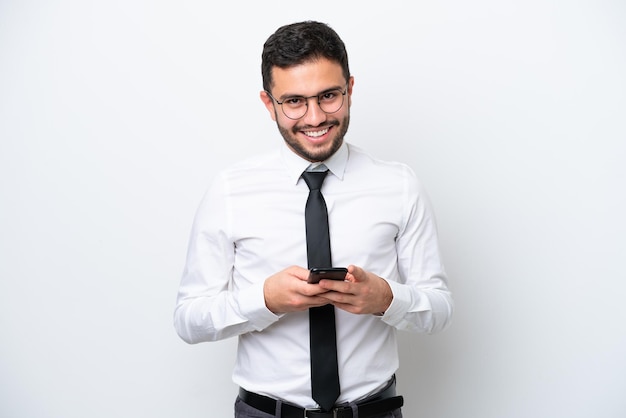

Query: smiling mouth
302,127,330,138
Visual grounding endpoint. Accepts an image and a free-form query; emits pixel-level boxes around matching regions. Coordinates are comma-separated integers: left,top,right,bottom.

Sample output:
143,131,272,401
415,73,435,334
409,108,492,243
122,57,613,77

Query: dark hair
261,21,350,92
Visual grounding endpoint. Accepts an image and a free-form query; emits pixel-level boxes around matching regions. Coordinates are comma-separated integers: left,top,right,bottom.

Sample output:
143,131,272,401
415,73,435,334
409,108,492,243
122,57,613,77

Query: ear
260,91,278,122
346,76,355,107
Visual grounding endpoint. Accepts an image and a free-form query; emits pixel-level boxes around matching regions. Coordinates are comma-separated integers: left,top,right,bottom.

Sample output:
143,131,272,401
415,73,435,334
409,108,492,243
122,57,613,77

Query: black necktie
302,170,340,411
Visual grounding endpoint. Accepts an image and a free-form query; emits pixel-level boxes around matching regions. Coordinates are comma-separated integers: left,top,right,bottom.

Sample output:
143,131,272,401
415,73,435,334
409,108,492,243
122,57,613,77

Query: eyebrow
278,84,345,101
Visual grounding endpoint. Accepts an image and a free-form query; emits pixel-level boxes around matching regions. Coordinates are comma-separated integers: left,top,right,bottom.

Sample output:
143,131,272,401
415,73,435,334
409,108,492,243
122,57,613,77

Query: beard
277,114,350,162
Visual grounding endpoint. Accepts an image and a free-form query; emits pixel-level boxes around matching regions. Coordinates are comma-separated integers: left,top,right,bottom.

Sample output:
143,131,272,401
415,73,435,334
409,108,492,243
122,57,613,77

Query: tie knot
302,170,328,191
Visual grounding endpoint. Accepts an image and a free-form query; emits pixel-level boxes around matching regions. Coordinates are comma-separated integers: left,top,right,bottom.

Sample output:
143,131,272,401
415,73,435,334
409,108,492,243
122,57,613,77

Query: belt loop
274,399,282,418
349,402,358,418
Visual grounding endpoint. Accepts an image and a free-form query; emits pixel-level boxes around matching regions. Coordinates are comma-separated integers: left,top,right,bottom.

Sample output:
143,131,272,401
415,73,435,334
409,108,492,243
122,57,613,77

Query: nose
302,96,327,125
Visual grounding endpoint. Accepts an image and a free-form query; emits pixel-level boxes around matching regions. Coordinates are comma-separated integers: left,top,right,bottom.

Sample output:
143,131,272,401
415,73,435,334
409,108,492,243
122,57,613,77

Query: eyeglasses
265,85,348,120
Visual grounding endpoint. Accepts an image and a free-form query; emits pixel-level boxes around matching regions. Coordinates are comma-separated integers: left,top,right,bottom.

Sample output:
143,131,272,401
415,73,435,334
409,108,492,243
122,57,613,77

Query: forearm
381,278,453,333
174,279,279,344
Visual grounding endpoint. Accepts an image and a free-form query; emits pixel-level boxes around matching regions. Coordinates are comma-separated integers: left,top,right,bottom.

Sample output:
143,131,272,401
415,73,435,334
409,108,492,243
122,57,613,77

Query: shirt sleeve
173,174,280,344
380,167,454,334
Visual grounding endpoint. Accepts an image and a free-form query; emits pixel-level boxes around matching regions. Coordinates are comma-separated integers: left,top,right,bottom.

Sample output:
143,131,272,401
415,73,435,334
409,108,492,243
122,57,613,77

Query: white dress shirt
174,141,453,408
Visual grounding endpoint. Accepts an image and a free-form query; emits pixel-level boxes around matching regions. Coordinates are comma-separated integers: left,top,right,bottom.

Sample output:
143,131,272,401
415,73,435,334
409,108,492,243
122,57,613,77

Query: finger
288,265,314,281
343,272,356,283
307,295,336,308
318,290,352,305
318,279,355,294
299,281,332,296
346,265,367,282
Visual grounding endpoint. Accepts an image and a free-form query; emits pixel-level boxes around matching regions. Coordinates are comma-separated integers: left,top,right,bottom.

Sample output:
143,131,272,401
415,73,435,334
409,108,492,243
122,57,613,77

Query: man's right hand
263,266,332,314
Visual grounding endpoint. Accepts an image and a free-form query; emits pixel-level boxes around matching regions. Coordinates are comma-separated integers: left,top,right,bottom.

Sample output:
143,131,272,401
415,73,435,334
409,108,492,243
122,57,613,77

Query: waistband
238,376,404,418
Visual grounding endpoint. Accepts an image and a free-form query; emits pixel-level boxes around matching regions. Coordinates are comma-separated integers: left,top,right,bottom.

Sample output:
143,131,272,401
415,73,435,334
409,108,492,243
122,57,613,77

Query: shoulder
211,149,283,185
222,149,281,176
346,143,419,184
203,148,292,201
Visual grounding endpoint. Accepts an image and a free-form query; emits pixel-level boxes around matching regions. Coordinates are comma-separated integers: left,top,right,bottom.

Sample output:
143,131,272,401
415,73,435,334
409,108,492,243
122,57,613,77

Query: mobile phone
307,267,348,284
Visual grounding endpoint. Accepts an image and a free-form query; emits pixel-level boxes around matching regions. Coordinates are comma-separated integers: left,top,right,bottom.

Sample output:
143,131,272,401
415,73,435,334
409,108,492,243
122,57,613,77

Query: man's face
260,58,354,162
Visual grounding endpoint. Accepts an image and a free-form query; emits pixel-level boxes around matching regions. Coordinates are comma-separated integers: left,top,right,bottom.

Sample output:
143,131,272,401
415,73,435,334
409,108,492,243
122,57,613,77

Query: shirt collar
281,141,349,185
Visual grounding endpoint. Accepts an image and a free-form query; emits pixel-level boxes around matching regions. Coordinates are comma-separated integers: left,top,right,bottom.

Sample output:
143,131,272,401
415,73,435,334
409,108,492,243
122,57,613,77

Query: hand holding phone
307,267,348,284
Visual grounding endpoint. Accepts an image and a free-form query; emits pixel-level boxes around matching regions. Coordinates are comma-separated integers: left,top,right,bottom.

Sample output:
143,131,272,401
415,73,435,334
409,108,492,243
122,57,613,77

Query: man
174,21,453,418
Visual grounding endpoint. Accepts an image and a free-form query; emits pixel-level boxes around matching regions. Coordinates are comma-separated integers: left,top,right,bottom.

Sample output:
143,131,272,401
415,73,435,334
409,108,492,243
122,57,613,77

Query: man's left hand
317,265,392,315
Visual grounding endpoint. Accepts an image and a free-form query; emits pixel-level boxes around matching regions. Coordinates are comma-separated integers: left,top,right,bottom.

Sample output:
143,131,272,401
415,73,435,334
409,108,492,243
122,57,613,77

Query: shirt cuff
237,279,282,331
379,279,414,325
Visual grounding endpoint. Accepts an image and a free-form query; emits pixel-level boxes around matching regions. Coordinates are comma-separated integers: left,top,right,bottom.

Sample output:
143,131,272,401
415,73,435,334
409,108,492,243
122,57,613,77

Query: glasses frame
265,84,349,120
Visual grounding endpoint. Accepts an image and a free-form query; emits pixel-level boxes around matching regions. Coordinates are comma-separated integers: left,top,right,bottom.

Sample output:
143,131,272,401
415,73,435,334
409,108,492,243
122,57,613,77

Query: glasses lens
278,96,306,119
283,102,307,119
318,90,345,115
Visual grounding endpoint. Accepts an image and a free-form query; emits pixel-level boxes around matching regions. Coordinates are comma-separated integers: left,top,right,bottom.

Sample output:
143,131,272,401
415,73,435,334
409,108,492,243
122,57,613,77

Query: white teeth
304,128,329,138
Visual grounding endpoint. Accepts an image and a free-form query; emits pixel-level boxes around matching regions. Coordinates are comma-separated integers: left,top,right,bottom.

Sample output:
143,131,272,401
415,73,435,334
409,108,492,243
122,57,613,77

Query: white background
1,1,625,417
